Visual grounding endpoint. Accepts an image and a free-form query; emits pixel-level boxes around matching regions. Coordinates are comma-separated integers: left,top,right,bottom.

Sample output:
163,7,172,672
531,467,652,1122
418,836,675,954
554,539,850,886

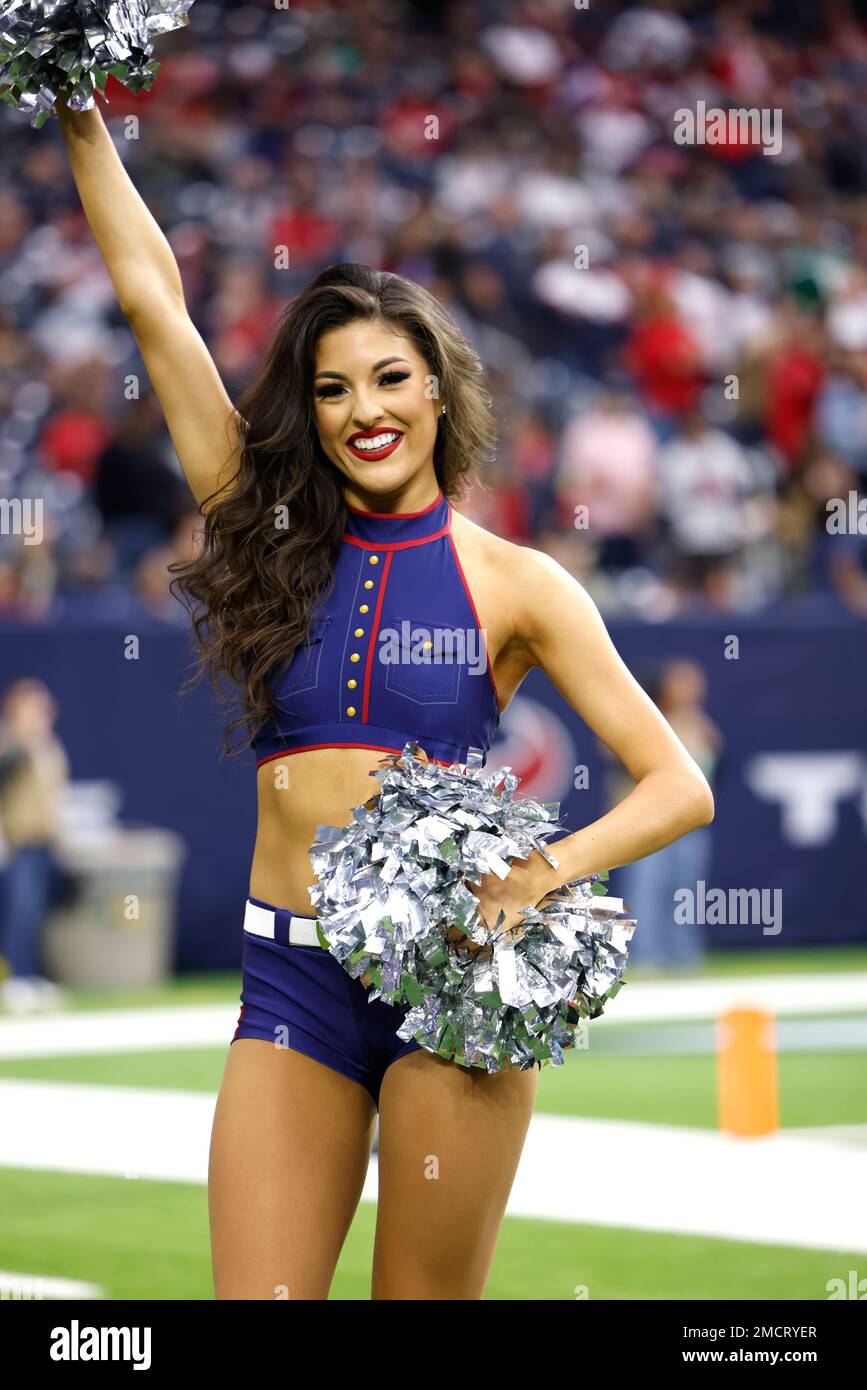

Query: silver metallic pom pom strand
0,0,196,128
308,740,638,1073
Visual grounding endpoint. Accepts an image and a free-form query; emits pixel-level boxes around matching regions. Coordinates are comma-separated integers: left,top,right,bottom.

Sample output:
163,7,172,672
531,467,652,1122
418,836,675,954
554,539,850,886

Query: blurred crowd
2,0,867,623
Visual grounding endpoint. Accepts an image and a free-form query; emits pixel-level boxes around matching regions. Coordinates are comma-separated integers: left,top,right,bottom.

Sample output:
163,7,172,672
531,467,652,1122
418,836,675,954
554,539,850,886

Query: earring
441,405,447,415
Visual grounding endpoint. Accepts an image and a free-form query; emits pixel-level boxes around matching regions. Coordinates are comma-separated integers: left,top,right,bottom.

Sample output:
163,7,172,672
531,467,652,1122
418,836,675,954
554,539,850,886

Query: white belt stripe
244,895,628,949
243,900,323,947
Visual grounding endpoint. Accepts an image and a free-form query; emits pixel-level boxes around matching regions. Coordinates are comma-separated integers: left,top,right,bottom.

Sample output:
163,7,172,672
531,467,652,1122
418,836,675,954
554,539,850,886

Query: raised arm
55,96,244,510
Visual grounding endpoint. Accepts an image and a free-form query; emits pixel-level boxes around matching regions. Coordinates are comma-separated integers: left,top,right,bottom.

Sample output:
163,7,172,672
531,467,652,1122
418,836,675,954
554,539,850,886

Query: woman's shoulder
450,507,577,592
448,510,591,656
450,506,535,564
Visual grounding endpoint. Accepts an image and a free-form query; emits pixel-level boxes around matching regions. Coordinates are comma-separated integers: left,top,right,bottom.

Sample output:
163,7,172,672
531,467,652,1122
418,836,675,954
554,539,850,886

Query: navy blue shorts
231,899,422,1107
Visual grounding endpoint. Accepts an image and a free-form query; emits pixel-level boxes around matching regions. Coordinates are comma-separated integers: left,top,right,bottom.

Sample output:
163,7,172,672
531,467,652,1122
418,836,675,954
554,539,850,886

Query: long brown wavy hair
171,263,499,755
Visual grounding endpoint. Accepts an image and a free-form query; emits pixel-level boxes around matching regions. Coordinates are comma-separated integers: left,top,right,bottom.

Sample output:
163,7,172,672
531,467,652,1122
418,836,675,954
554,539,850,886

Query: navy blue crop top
252,491,502,768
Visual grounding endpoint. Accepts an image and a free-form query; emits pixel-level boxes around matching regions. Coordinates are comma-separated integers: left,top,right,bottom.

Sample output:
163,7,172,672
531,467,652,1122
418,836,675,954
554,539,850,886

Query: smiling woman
315,351,412,461
234,309,508,909
52,87,713,1301
170,269,499,766
313,326,439,481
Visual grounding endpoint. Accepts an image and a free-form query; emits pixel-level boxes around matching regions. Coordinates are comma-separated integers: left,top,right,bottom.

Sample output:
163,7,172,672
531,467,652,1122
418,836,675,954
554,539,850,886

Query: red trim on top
362,549,392,721
255,741,454,768
343,523,451,551
345,490,443,519
446,526,505,713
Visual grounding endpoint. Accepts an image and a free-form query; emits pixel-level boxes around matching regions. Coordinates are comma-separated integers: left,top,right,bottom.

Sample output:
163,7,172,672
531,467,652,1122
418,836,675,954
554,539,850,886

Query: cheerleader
56,100,714,1300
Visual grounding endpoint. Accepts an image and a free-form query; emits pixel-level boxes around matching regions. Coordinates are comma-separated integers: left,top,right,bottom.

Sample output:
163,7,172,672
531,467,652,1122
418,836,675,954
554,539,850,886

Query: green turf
534,1048,867,1127
0,1046,863,1130
35,974,240,1012
596,1011,867,1038
0,1167,857,1301
4,943,865,1018
483,1215,862,1301
629,945,867,978
0,1048,229,1092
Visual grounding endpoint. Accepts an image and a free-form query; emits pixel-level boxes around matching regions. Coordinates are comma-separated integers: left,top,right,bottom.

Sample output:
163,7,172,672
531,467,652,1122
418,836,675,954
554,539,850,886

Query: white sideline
1,971,866,1058
0,1270,103,1300
0,1079,864,1255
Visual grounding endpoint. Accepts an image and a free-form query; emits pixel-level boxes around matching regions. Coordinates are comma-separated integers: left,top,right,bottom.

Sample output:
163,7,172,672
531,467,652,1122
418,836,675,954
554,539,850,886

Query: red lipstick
345,428,404,461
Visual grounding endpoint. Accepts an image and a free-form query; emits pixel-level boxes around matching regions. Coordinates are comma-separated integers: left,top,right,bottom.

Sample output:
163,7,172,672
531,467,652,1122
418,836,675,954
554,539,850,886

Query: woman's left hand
444,848,562,956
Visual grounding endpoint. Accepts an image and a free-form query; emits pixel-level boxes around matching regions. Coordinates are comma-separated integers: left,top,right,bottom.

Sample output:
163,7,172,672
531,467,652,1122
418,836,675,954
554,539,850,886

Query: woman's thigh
208,1038,377,1299
372,1049,539,1299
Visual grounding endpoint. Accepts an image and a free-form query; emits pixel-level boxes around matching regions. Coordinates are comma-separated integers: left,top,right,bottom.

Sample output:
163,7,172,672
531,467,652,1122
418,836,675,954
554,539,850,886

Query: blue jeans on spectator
616,825,713,969
1,844,53,978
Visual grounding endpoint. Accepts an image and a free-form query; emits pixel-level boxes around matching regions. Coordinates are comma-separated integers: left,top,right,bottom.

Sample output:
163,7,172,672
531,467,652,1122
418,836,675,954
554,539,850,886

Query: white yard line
509,1114,867,1254
0,1004,238,1058
609,972,867,1022
0,1079,863,1254
0,1270,103,1300
0,972,865,1059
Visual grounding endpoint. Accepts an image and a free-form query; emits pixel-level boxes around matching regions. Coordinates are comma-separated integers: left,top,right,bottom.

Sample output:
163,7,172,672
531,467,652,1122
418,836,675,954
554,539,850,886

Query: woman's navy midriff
251,492,502,767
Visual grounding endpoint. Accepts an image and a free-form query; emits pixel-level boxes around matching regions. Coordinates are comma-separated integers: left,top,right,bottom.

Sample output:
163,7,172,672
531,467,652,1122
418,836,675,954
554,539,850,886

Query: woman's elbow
684,775,715,829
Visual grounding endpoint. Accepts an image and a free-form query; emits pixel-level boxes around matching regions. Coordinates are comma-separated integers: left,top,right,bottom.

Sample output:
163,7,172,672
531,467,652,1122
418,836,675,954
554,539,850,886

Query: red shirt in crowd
622,315,704,416
764,346,825,467
37,410,113,484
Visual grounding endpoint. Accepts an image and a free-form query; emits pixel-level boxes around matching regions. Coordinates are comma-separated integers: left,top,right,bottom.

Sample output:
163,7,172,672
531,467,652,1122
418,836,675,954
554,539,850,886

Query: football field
1,948,865,1301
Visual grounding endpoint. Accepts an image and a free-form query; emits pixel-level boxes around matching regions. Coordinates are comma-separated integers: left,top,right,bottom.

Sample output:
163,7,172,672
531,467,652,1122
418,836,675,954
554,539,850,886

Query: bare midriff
249,745,418,914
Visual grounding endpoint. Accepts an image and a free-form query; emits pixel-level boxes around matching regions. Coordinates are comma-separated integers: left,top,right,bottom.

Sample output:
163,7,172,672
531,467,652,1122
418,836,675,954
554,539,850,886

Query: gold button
354,627,364,637
359,604,369,613
364,580,374,589
346,706,356,717
350,652,360,662
347,678,357,689
369,555,379,565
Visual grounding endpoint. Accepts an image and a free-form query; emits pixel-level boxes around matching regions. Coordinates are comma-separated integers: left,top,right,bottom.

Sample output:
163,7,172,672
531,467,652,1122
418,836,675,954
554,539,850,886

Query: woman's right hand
51,85,74,119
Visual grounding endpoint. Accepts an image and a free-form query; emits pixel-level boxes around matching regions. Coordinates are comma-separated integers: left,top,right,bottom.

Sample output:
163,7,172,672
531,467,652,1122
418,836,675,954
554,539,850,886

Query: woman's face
312,318,442,507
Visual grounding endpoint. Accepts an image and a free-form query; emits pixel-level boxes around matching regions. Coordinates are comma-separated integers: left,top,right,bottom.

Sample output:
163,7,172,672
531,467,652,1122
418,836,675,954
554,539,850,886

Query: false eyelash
315,370,410,400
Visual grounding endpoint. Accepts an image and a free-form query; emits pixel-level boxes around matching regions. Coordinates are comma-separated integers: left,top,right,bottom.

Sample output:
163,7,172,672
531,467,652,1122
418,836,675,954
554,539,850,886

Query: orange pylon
716,1007,779,1136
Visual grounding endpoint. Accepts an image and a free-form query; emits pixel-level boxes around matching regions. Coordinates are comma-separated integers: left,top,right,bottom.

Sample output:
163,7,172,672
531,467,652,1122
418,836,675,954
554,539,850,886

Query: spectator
0,678,70,1013
815,346,867,482
608,659,723,972
34,355,114,483
555,388,659,570
779,449,867,615
761,304,826,470
622,279,705,439
93,393,189,574
656,413,761,601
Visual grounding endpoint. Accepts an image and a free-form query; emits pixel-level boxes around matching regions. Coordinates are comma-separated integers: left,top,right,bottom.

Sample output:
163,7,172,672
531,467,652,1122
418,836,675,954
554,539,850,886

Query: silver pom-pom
0,0,195,128
308,740,637,1074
